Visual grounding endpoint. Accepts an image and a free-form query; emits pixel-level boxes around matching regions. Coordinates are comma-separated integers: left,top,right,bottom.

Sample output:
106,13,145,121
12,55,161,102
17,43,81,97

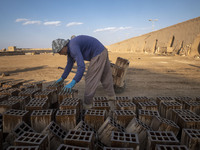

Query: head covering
71,35,76,39
52,39,69,53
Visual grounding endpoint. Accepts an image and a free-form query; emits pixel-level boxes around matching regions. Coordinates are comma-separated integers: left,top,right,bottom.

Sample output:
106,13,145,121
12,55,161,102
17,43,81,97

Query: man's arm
61,55,74,79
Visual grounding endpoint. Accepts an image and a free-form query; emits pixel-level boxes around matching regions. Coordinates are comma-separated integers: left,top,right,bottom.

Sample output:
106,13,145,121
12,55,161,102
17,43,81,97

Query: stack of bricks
64,130,95,149
126,118,152,150
150,116,180,136
8,96,30,110
31,109,53,132
25,98,49,113
113,110,136,128
155,145,189,150
138,109,160,126
147,131,179,150
58,89,78,104
84,109,106,131
159,101,182,119
111,57,129,87
110,131,139,149
56,109,77,131
98,117,125,146
59,98,81,119
19,88,41,99
171,109,200,129
14,132,49,150
181,128,200,150
34,89,57,107
57,144,89,150
3,109,29,133
42,121,67,150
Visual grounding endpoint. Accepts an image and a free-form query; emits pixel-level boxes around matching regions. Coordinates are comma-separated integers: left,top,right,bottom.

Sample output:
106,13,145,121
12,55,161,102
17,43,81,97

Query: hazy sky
0,0,199,49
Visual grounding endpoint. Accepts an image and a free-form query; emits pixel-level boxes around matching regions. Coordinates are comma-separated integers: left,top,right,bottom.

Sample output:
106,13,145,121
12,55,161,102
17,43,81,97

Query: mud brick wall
8,96,30,110
138,109,160,126
126,117,152,150
159,101,182,119
0,100,20,114
64,130,95,149
3,109,29,133
92,102,110,112
56,109,77,131
98,117,125,146
84,109,106,131
31,109,53,132
181,128,200,150
42,121,67,150
113,110,136,128
147,131,179,150
57,144,89,150
155,145,189,150
14,132,49,150
150,116,180,136
111,131,139,149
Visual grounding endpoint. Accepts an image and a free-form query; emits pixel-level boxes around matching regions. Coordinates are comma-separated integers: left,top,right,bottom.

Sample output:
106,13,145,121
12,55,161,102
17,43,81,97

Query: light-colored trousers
84,48,115,104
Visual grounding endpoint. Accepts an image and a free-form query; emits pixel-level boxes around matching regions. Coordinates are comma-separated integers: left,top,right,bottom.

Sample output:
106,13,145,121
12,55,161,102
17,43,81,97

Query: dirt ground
0,52,200,100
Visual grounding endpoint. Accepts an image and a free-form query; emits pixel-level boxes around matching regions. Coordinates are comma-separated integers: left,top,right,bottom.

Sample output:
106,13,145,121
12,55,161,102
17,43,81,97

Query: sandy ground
0,52,200,99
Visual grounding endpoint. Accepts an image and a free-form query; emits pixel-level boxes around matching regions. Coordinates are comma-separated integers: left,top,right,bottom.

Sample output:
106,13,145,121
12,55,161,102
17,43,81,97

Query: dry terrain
0,52,200,99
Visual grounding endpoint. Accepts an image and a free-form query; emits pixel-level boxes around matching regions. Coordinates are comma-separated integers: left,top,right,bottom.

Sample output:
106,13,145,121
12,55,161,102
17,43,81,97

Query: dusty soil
0,52,200,99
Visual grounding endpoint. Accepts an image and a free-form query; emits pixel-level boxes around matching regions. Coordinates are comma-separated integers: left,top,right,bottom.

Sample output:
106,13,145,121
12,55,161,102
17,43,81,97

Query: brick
132,96,149,105
31,81,43,90
74,120,96,135
42,121,67,150
0,88,20,96
159,101,182,119
147,131,179,150
19,83,35,91
93,96,109,102
115,57,129,69
14,132,49,150
184,101,200,115
57,144,89,150
58,89,78,104
60,99,81,119
3,109,29,133
138,109,160,126
19,88,41,99
0,80,10,87
196,97,200,101
31,109,53,132
56,109,77,131
0,87,10,92
64,130,95,149
8,96,30,110
126,118,152,150
150,116,180,136
155,145,189,150
181,128,200,150
171,109,200,129
0,100,20,114
116,102,136,112
46,82,64,93
13,121,35,138
92,102,110,112
0,95,8,102
113,110,136,128
156,97,175,106
25,98,49,113
116,96,132,103
175,96,194,105
84,109,106,131
7,146,39,150
138,101,158,112
98,117,125,146
110,131,139,149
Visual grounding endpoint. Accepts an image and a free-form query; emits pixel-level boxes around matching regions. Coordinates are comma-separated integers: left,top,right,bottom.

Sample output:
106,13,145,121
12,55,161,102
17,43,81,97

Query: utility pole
149,19,158,31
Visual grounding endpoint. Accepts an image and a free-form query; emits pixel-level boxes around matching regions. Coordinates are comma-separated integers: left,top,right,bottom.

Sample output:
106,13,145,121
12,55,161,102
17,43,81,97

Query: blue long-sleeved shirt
61,35,105,83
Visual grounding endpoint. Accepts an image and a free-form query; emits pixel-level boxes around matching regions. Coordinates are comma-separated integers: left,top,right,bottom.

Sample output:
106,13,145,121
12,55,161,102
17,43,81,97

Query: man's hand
63,79,76,92
56,77,64,84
